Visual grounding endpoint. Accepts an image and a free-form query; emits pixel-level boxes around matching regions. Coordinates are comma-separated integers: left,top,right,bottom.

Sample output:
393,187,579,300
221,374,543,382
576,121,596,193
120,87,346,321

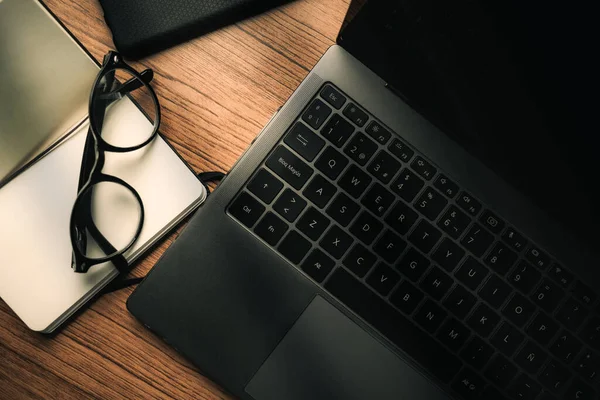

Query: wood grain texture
0,0,349,398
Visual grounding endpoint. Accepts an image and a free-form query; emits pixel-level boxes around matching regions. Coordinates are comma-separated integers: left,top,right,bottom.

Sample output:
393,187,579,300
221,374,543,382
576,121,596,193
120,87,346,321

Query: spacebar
325,268,462,383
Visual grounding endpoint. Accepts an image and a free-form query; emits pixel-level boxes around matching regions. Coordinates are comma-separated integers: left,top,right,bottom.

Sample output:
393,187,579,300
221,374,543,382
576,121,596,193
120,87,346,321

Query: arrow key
273,189,307,222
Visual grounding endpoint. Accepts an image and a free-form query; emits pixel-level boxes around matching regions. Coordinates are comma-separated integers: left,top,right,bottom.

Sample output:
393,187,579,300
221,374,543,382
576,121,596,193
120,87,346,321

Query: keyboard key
410,156,436,181
434,174,459,199
247,169,284,204
388,138,414,163
479,209,505,234
278,230,311,264
229,192,265,228
284,122,325,161
502,227,528,252
531,279,564,313
438,205,471,239
385,200,418,235
300,249,335,283
491,322,525,356
390,280,424,315
527,312,559,346
343,244,377,277
297,207,330,240
485,242,518,276
580,317,600,350
508,260,541,294
414,299,447,333
315,146,349,180
273,189,307,222
548,263,574,288
397,247,430,282
460,336,493,369
550,331,582,364
303,174,336,208
443,284,477,319
455,257,488,291
320,114,354,148
266,145,314,190
325,268,462,382
451,367,486,400
320,84,346,109
361,183,394,217
326,193,360,227
373,230,406,264
420,266,453,300
574,350,600,382
461,223,494,258
572,281,597,306
479,274,512,309
485,354,517,387
467,302,500,338
437,318,470,351
365,120,391,144
254,212,289,246
367,263,400,296
515,340,547,374
565,379,596,400
320,225,353,260
349,211,383,245
414,187,447,221
525,245,551,270
344,133,377,166
302,98,331,129
367,151,401,183
502,293,535,327
390,168,424,202
481,386,509,400
557,297,588,331
508,373,541,400
456,191,482,216
432,238,465,272
540,360,572,393
339,164,372,198
342,102,368,127
408,219,442,254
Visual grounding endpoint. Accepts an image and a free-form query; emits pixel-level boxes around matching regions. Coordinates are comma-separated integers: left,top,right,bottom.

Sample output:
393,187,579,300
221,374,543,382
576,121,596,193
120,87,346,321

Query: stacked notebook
0,0,206,332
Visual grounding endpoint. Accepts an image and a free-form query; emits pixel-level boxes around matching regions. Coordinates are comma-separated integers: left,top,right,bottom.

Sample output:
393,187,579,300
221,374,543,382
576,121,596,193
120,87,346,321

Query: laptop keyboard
228,83,600,400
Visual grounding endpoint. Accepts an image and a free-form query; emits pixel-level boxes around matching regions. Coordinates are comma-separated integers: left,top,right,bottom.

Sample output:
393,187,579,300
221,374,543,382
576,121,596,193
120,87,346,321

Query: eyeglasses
70,51,160,274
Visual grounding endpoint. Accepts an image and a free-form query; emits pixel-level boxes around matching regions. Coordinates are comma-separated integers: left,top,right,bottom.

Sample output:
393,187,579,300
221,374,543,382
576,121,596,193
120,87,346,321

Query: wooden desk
0,0,349,398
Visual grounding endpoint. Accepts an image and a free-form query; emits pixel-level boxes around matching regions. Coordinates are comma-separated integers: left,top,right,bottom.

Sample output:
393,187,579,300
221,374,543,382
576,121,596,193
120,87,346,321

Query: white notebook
0,0,206,332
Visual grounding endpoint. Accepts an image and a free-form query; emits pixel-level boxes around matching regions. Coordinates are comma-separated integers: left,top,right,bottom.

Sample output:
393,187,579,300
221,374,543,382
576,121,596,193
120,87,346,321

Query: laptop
128,0,599,399
0,0,206,333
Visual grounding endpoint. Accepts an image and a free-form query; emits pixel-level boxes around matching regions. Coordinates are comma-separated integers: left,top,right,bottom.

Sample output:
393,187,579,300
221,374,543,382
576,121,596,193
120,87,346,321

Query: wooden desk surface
0,0,349,398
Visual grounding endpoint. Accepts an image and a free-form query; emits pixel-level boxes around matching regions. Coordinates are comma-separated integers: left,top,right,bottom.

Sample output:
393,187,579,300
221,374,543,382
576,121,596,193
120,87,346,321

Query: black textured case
99,0,292,59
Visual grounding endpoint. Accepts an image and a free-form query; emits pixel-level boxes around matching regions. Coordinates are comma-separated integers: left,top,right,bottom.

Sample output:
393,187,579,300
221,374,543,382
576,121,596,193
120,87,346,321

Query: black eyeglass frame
69,51,161,274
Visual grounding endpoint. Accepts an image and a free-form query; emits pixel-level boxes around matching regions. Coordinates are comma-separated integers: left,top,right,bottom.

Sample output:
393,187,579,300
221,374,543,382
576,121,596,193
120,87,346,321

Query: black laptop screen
340,0,599,247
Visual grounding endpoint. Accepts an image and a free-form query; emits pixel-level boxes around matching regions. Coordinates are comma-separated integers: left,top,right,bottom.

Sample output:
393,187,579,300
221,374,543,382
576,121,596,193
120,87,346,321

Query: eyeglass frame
69,51,160,274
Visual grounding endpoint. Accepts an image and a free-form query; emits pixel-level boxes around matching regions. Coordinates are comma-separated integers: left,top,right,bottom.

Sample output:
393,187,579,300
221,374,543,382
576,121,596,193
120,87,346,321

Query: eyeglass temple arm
97,69,154,101
74,209,128,273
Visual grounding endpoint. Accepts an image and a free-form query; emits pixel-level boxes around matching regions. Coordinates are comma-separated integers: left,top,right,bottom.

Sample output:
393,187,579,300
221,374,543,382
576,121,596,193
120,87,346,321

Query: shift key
266,146,314,190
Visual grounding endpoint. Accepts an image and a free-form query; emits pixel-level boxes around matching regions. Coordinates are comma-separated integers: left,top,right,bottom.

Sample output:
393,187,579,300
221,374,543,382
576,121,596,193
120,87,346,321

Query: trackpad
245,296,450,400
